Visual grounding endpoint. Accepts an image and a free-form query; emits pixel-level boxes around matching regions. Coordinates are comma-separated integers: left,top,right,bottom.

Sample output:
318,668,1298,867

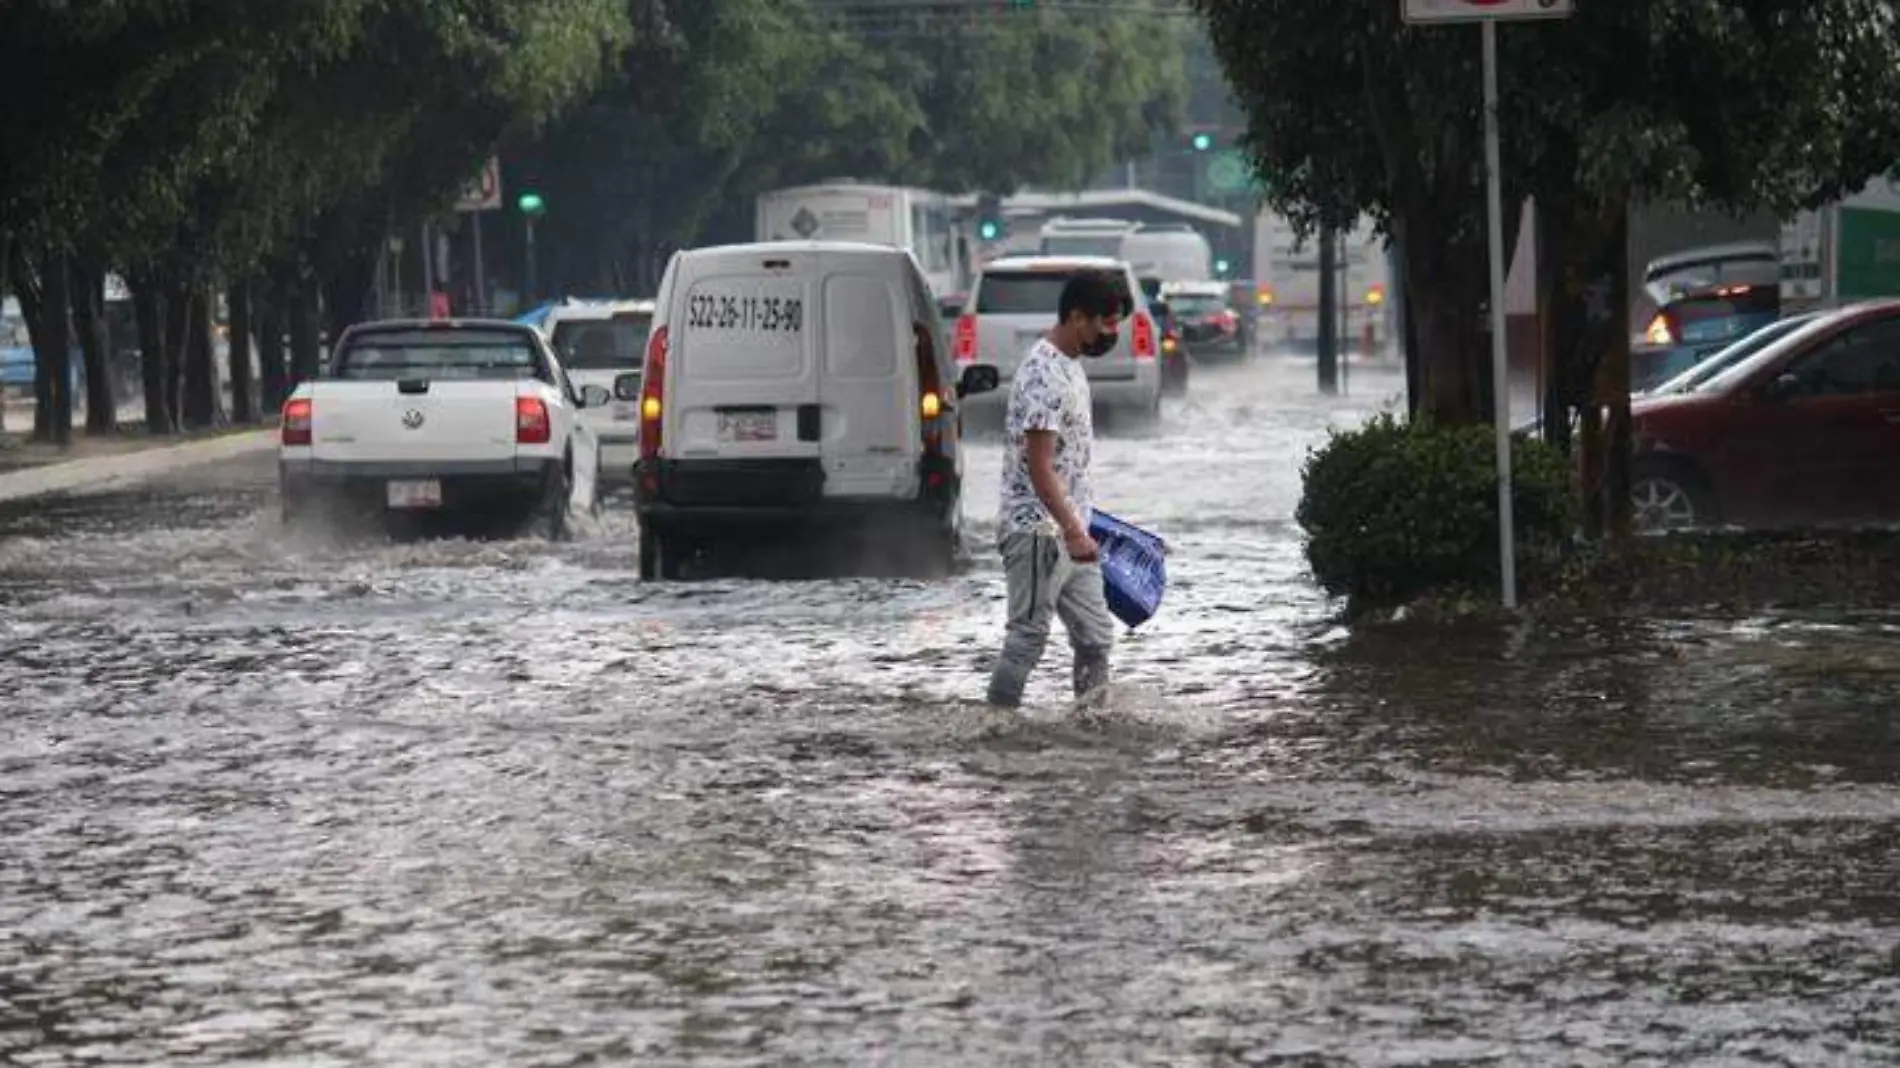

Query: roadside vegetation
0,1,1190,444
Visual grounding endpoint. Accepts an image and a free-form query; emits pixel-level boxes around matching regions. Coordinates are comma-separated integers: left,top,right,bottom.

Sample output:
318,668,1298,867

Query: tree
1192,0,1900,440
519,0,1191,296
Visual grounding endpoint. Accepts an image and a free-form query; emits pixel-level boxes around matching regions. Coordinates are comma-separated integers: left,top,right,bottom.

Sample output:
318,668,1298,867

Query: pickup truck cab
279,318,608,538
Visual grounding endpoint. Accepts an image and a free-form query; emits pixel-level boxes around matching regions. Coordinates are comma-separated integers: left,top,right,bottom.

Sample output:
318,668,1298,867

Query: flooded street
4,358,1899,1065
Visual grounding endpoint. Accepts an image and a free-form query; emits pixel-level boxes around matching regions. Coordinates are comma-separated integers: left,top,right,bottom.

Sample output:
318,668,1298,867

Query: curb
0,429,277,504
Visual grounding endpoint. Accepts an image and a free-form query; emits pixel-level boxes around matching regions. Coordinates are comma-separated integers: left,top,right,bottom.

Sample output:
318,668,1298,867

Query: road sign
1402,0,1574,22
455,156,502,213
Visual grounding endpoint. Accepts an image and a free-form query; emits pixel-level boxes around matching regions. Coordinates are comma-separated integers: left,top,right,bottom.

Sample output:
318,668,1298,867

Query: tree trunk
131,276,172,433
72,259,117,434
288,282,321,388
255,278,290,411
1602,201,1633,541
322,250,379,341
34,250,74,446
227,282,256,423
182,287,219,429
162,281,192,433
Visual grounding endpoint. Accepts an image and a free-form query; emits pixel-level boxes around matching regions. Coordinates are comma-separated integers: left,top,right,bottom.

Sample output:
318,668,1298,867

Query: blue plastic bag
1088,510,1168,629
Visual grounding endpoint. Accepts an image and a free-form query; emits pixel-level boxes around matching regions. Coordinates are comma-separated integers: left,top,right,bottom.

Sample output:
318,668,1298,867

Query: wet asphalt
3,357,1898,1065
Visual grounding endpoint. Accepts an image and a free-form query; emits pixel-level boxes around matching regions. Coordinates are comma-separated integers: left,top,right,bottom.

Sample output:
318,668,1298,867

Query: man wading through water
987,271,1124,709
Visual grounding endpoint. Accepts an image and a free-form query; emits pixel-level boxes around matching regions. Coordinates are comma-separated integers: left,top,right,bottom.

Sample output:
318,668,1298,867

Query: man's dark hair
1058,271,1128,323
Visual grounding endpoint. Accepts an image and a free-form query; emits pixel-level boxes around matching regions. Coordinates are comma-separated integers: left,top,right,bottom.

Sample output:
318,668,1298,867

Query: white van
632,241,1001,580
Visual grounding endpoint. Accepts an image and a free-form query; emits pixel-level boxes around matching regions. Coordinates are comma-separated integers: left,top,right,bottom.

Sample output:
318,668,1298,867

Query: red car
1628,299,1900,530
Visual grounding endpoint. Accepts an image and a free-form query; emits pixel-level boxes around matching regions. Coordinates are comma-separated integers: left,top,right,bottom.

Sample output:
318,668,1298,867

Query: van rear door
667,257,819,464
818,268,918,498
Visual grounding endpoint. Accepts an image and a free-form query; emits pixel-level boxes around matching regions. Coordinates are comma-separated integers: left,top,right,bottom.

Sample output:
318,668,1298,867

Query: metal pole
471,211,488,317
1317,224,1339,394
525,217,539,305
420,218,435,316
1483,18,1517,609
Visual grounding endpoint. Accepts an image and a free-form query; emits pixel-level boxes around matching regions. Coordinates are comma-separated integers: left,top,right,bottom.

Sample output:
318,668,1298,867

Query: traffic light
517,191,546,216
1214,257,1231,276
1365,284,1386,306
1191,132,1214,152
975,192,1005,242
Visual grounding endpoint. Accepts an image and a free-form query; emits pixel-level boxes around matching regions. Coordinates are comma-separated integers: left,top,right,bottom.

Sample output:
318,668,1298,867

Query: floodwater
3,358,1898,1065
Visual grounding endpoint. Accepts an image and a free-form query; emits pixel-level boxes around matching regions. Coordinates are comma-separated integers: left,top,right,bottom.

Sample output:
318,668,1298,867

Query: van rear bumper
635,458,954,533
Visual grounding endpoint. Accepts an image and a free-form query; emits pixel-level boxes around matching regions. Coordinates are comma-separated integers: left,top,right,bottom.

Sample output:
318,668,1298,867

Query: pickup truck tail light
640,325,668,462
953,313,977,364
1132,311,1157,361
516,396,551,444
281,397,312,446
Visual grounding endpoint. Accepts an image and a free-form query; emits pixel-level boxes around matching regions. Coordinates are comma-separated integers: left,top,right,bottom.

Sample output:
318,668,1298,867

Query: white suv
542,299,655,483
954,256,1161,422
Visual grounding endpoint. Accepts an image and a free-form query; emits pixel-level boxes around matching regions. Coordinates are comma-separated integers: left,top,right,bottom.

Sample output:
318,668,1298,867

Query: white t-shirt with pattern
999,338,1094,536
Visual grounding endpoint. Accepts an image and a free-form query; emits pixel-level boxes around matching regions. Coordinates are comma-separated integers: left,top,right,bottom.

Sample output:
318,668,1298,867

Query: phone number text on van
687,294,805,333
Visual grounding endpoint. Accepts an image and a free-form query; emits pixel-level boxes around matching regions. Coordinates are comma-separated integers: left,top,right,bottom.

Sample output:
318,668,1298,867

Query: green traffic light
517,192,546,216
1215,258,1231,275
1192,133,1213,152
979,220,1001,241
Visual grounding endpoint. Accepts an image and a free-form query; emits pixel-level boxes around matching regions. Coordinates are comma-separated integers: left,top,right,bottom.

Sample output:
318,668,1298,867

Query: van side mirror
957,363,1001,398
613,372,643,401
578,384,612,409
1764,372,1801,402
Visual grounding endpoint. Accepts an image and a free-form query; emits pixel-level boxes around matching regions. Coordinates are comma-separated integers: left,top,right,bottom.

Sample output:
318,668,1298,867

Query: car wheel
1631,461,1713,532
639,524,684,580
528,462,572,541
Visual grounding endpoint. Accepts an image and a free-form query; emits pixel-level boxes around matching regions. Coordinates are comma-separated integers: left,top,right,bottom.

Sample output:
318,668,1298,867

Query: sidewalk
0,424,276,504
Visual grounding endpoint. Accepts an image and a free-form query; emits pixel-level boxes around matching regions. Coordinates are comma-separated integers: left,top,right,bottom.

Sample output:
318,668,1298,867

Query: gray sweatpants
986,532,1118,708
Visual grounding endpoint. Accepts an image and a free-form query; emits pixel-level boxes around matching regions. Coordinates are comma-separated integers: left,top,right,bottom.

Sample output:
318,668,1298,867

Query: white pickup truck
278,319,608,537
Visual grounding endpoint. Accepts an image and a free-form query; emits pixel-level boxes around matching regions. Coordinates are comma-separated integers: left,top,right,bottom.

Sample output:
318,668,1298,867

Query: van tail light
640,325,669,462
1644,313,1676,347
281,397,312,446
515,396,551,444
953,313,977,363
915,322,947,457
1132,311,1157,361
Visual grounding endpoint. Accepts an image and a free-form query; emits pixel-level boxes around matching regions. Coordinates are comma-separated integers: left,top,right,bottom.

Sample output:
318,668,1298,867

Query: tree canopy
516,0,1191,296
1193,0,1900,422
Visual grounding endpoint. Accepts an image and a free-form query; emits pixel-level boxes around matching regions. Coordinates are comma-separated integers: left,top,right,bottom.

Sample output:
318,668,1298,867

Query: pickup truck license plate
717,410,776,443
386,479,442,509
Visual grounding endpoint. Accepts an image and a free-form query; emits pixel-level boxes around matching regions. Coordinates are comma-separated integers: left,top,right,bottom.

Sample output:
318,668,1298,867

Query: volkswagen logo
402,409,425,430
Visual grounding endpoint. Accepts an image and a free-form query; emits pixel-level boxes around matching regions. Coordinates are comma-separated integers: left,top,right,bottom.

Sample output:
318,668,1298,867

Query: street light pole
524,216,538,306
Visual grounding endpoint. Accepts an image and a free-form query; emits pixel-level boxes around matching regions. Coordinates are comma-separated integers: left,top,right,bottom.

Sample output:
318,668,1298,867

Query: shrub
1296,413,1578,609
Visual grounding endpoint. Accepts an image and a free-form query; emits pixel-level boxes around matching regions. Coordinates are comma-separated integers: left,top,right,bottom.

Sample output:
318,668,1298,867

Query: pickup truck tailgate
308,381,519,464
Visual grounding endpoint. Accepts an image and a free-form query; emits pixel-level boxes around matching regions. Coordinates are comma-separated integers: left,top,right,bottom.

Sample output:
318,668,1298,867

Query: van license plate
612,401,640,422
717,411,777,443
386,480,442,509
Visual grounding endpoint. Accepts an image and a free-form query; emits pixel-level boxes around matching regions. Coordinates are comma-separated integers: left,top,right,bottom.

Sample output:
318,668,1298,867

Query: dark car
1139,277,1190,397
1628,299,1900,531
1162,283,1245,359
1632,282,1780,392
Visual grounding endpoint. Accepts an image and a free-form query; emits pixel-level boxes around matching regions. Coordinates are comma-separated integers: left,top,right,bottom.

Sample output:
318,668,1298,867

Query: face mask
1082,331,1119,358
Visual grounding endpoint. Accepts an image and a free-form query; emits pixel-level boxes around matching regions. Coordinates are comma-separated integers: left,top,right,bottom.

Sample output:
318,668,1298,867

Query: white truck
278,319,607,537
1779,175,1900,310
755,181,969,298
